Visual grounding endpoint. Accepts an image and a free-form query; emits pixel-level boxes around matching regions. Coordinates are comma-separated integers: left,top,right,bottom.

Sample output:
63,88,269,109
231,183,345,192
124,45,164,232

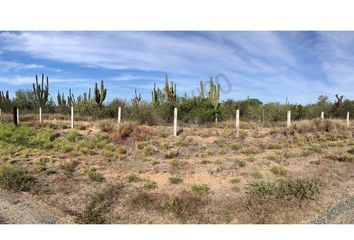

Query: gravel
313,194,354,224
0,190,73,224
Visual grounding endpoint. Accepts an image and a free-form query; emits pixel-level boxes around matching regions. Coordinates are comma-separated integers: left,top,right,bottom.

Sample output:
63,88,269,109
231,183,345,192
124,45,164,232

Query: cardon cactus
33,74,49,107
163,74,177,102
94,80,107,108
67,89,76,106
208,77,221,123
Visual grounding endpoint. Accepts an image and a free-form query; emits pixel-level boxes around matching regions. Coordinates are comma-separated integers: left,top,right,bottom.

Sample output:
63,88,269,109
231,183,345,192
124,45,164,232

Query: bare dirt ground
0,116,354,224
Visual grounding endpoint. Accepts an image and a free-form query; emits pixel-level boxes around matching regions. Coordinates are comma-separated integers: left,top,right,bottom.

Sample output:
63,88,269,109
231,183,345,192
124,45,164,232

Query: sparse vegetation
169,176,183,184
191,184,210,194
0,165,34,192
86,168,104,182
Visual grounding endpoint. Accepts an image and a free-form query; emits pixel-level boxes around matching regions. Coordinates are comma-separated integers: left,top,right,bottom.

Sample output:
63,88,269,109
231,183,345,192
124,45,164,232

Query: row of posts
0,107,352,135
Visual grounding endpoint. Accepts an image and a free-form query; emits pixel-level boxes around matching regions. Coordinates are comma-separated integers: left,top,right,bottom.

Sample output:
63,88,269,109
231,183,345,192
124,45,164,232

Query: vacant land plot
0,116,354,223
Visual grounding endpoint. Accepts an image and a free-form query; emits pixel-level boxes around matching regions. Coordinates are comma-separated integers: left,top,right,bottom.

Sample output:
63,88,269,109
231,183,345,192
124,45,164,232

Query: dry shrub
245,178,320,223
161,190,207,222
76,184,123,224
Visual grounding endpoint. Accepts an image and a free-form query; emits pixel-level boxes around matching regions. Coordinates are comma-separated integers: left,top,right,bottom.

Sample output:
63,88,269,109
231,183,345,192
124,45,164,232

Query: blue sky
0,31,353,104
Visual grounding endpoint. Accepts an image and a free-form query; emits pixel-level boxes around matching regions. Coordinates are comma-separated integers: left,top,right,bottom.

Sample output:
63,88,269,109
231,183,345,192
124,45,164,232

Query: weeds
76,184,123,223
191,184,209,194
0,165,34,192
86,168,104,182
271,165,287,176
169,176,183,184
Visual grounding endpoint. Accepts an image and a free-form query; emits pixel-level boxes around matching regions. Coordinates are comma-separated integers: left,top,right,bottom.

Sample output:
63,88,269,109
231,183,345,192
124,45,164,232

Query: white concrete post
39,107,42,123
71,106,74,129
17,108,20,124
287,111,291,127
173,107,177,137
118,107,121,124
0,108,2,116
321,112,324,121
236,109,240,137
347,112,350,127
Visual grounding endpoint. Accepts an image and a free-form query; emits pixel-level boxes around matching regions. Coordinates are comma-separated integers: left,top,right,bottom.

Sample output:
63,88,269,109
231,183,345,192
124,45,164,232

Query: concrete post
287,111,291,128
71,106,74,129
39,107,42,123
173,107,177,137
0,108,2,116
321,112,324,121
236,109,240,137
118,107,121,124
347,112,350,127
17,108,20,124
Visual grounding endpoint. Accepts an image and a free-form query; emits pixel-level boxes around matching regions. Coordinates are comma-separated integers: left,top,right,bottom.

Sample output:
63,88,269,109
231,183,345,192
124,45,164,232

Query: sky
0,31,354,104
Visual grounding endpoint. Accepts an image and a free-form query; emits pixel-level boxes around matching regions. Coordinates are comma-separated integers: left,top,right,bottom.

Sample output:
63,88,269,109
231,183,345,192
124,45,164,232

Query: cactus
33,74,49,107
208,77,221,123
132,89,142,105
57,91,67,106
94,80,107,108
163,74,177,102
199,80,205,98
152,83,164,106
68,89,76,106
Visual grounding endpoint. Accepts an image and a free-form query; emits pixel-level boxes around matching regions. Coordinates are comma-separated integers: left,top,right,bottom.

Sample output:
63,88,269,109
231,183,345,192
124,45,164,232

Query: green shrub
66,130,81,142
251,178,320,200
127,174,141,182
76,184,123,224
164,149,179,159
0,165,34,192
144,180,157,190
143,145,157,156
191,184,209,194
230,177,241,184
86,168,104,182
271,165,287,176
169,176,183,184
61,160,79,177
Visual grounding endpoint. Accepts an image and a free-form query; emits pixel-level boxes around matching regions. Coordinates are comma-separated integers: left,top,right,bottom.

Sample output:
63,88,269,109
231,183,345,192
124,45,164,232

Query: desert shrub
327,153,354,162
240,146,262,155
161,191,205,221
66,130,81,142
347,147,354,154
271,165,287,176
252,171,263,179
61,160,79,177
0,165,34,192
127,174,141,182
164,149,179,159
233,159,246,168
169,176,183,184
98,120,115,133
55,138,74,152
230,177,241,184
30,131,59,148
130,191,155,208
76,184,123,224
117,122,135,139
250,178,320,200
191,184,210,194
86,168,104,182
143,145,157,156
144,180,157,190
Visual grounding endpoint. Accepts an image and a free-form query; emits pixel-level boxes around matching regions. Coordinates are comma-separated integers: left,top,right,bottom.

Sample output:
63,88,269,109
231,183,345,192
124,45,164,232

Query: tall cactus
208,77,221,123
57,91,67,106
33,74,49,107
163,74,177,102
152,83,164,106
94,80,107,108
199,80,205,98
68,89,76,106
